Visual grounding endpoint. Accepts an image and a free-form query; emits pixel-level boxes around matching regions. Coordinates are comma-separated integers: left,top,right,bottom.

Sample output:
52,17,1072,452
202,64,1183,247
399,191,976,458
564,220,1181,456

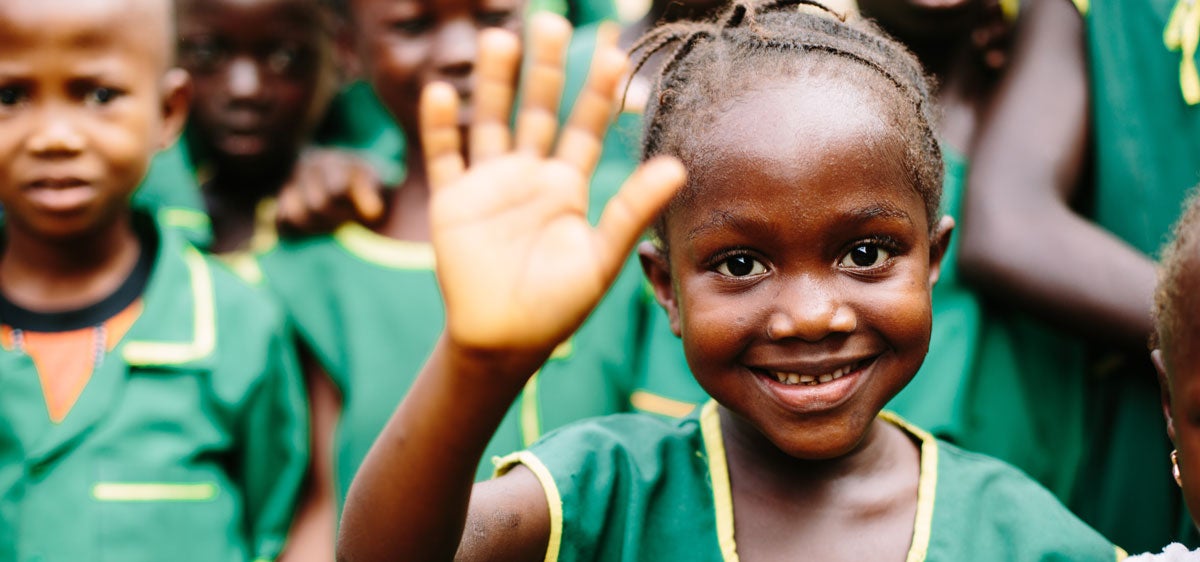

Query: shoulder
930,439,1122,560
528,411,703,466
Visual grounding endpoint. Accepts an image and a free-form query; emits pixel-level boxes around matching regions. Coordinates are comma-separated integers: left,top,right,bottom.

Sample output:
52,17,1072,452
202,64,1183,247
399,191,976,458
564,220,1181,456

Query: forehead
179,0,325,28
670,77,920,231
0,0,170,71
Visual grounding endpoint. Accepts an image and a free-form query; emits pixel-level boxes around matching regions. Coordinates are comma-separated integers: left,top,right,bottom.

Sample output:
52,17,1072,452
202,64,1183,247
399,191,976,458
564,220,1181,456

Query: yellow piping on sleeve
1165,0,1200,104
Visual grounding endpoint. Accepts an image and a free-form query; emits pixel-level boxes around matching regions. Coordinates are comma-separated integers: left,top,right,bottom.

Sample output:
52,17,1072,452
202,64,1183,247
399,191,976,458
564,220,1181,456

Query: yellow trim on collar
1164,0,1200,104
1072,0,1089,16
92,481,218,502
122,246,216,365
699,401,740,562
493,451,563,562
1000,0,1020,21
878,411,938,562
159,207,211,232
521,373,542,448
334,222,435,270
630,390,697,418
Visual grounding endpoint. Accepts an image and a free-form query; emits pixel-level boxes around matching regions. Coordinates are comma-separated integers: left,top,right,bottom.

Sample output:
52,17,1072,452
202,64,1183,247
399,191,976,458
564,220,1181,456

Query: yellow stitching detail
123,246,216,365
879,411,938,562
700,400,739,561
521,373,542,447
493,451,563,562
630,390,696,418
334,223,435,270
92,482,218,502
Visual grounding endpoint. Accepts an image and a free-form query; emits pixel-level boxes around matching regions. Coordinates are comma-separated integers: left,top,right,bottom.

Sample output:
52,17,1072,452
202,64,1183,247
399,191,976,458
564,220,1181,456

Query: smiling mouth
29,177,88,189
761,357,874,387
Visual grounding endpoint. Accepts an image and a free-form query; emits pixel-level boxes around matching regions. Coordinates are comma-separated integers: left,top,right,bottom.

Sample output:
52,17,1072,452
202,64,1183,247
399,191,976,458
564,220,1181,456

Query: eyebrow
685,202,915,241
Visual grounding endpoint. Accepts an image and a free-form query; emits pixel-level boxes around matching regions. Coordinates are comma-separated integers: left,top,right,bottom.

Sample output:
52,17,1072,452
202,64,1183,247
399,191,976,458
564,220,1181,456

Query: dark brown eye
0,86,24,106
717,255,765,277
840,244,888,268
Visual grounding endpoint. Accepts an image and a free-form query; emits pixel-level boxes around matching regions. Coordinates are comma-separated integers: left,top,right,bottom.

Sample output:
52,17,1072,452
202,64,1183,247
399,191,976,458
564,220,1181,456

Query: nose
765,275,857,342
433,19,476,79
227,57,266,102
27,109,85,158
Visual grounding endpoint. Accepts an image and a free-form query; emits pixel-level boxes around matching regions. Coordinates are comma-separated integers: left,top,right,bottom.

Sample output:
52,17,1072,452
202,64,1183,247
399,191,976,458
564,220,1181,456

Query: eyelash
838,237,903,271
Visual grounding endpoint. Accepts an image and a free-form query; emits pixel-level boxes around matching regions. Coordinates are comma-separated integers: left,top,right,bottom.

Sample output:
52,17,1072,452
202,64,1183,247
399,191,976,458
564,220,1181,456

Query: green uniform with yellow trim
0,213,308,562
498,402,1125,562
529,0,617,25
255,223,662,500
887,149,1089,505
1065,0,1200,551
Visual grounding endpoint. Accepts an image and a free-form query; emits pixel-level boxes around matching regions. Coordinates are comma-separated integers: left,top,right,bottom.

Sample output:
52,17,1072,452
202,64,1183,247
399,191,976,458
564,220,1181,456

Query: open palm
421,16,685,355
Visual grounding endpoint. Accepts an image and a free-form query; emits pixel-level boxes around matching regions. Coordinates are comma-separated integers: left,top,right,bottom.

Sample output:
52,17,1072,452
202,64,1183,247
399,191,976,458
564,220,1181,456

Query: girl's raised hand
421,14,685,358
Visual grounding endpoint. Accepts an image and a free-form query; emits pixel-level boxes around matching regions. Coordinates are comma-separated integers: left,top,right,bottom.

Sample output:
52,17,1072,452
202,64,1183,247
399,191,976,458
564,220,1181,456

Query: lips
750,354,880,414
23,177,97,213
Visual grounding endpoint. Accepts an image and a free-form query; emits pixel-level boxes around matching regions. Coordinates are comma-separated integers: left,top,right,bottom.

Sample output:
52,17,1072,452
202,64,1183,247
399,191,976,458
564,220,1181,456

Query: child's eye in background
83,87,121,106
716,255,767,277
839,244,891,269
477,9,515,27
391,16,434,36
179,38,225,73
266,45,307,76
0,86,27,107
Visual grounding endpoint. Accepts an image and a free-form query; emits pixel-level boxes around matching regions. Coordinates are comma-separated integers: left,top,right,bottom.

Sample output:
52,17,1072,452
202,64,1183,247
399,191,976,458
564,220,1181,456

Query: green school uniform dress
886,149,1090,505
529,0,618,25
1066,0,1200,552
255,223,663,499
0,214,308,562
498,401,1127,562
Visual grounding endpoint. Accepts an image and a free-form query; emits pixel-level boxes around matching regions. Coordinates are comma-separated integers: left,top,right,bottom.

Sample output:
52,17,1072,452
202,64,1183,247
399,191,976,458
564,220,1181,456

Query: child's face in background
178,0,339,174
0,0,187,239
1154,248,1200,529
646,78,950,460
348,0,523,136
856,0,985,40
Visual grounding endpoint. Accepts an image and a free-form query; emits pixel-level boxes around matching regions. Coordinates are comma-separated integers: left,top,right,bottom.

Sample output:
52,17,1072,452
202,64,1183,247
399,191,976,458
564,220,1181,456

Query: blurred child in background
0,1,308,560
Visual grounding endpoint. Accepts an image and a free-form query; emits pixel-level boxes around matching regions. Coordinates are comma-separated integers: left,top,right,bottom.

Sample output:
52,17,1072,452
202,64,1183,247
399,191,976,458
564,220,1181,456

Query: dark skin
1153,237,1200,531
337,16,954,562
177,0,340,253
958,0,1157,350
0,0,189,311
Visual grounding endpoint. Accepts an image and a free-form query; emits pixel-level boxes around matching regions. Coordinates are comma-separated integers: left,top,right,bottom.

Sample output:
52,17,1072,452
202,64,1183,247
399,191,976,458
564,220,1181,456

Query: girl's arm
958,0,1156,349
335,16,685,562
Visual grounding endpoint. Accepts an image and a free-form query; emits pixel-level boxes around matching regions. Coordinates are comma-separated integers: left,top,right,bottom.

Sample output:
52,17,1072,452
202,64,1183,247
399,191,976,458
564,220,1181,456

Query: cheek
676,279,761,363
859,273,933,357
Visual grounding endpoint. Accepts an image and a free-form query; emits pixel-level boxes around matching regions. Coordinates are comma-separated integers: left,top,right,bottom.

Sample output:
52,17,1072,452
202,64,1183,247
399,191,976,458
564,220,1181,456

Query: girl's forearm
336,335,549,561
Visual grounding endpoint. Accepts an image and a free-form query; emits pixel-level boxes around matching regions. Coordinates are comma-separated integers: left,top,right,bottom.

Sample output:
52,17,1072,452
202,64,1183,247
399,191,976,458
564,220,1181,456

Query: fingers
595,156,686,272
349,164,385,223
515,13,572,156
554,23,626,177
469,29,522,163
421,82,466,192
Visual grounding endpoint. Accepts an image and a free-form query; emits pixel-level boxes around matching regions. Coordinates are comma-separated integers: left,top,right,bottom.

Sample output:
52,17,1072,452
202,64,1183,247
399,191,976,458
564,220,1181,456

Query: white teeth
770,362,862,386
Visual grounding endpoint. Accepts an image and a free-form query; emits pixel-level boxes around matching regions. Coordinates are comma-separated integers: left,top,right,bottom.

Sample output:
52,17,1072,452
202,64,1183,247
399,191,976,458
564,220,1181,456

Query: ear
1153,348,1178,444
638,240,682,338
158,68,192,150
927,215,955,287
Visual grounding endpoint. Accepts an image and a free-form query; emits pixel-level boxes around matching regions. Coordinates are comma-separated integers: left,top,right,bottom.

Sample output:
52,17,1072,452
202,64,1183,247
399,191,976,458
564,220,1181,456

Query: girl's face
350,0,523,137
644,78,952,460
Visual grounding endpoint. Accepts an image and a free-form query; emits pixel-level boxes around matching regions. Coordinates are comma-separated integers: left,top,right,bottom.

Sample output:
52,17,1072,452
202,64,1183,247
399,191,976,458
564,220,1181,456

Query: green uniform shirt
500,401,1126,562
0,214,308,562
256,223,665,500
1068,0,1200,551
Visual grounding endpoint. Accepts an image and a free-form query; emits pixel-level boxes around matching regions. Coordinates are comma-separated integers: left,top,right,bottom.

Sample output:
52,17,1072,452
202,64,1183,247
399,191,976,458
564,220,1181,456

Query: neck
0,212,142,311
206,157,296,207
719,406,916,498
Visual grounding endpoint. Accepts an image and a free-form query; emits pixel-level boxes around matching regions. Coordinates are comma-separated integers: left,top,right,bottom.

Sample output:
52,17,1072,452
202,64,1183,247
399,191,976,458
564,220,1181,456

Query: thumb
594,156,686,275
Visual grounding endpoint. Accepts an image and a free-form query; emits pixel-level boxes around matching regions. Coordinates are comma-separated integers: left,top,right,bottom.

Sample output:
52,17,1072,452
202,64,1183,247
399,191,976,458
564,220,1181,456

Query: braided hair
631,0,944,245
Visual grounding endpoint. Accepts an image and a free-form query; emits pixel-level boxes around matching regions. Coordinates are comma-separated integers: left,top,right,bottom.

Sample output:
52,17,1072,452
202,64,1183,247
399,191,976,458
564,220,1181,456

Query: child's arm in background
958,0,1156,349
279,351,340,562
335,15,684,562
